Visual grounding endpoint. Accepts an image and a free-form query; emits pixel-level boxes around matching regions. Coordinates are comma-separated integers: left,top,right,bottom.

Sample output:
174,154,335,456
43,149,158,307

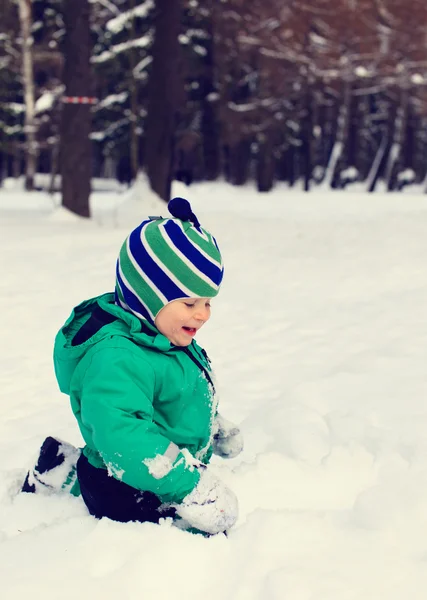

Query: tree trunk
129,0,138,183
302,83,313,192
287,146,296,187
48,140,59,195
256,131,275,192
18,0,37,191
402,103,414,171
13,142,22,179
200,7,220,181
228,139,251,185
0,134,6,185
366,134,388,193
327,79,352,189
60,0,92,218
385,88,408,192
144,0,181,202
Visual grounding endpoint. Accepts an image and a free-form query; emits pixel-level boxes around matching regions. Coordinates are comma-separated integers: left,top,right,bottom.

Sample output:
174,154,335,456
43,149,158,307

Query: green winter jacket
53,293,217,504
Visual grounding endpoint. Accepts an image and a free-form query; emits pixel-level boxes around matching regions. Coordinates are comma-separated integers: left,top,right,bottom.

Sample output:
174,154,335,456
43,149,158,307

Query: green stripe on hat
119,243,164,316
145,226,219,297
115,282,125,304
184,225,222,263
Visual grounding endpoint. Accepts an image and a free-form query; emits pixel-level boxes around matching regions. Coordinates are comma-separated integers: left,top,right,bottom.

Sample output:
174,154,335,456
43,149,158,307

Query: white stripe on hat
184,220,210,242
158,222,220,290
140,223,200,297
117,260,156,321
174,220,223,269
127,232,169,306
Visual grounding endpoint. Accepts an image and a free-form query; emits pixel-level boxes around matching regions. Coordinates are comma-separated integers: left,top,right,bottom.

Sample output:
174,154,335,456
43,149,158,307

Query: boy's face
155,298,212,346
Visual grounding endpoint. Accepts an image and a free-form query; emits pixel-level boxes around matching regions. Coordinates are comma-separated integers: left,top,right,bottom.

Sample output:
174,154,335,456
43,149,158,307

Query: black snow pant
77,453,176,524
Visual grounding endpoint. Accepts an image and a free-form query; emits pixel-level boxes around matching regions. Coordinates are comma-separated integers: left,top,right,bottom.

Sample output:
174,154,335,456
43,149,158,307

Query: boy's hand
212,414,244,458
175,469,238,534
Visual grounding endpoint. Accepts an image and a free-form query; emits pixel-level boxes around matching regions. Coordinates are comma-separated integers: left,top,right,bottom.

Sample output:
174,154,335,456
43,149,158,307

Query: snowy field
1,179,427,599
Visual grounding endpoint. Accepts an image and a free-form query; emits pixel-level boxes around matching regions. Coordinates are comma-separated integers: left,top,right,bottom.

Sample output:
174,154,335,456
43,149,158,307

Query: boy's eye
184,301,211,308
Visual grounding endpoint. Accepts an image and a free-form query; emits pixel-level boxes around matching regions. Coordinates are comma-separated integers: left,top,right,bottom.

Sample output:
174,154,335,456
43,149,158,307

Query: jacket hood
53,293,176,394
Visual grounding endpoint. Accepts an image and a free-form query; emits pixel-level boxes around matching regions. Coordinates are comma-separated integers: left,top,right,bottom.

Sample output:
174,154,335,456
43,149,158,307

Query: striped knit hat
115,197,224,323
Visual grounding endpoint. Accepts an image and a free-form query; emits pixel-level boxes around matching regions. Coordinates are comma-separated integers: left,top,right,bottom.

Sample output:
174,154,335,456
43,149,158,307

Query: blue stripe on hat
164,221,223,286
128,223,188,301
115,261,153,322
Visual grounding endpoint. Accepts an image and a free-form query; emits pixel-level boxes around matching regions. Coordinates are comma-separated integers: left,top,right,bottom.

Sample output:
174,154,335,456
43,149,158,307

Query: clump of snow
106,0,154,34
109,173,167,228
411,73,424,85
35,92,55,114
397,168,415,183
340,166,359,181
143,454,173,480
180,448,203,471
5,102,25,114
106,463,125,481
92,34,152,64
95,92,128,110
355,65,370,78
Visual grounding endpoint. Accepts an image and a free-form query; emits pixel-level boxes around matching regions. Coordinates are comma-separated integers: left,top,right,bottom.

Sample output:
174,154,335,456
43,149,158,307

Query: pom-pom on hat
115,197,224,323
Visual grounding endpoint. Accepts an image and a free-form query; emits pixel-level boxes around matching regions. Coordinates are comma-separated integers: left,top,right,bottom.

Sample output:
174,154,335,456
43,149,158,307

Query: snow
398,168,416,183
340,166,358,180
35,91,55,114
133,55,152,76
5,102,25,114
2,177,427,598
193,44,207,57
228,101,257,113
95,92,128,110
2,175,124,194
106,0,154,34
90,117,129,141
355,66,370,78
143,454,174,479
89,0,120,17
411,73,424,85
92,34,152,64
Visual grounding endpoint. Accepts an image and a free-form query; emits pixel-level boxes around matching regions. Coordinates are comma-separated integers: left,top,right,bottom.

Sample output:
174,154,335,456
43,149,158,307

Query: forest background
2,0,427,216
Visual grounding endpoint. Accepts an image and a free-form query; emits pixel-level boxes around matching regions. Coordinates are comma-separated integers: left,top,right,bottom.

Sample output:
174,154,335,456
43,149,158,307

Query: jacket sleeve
79,346,200,503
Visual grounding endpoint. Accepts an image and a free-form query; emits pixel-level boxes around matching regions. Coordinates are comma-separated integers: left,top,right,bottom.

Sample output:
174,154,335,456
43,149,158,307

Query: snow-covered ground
1,178,427,599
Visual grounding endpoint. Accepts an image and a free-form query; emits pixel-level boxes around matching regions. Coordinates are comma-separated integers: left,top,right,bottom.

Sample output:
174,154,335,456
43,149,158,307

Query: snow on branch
94,92,128,111
193,45,207,56
35,92,55,114
106,0,154,34
228,101,257,113
238,35,262,46
133,55,152,77
92,34,152,63
185,28,210,40
90,117,128,141
89,0,121,16
3,124,22,135
4,103,25,115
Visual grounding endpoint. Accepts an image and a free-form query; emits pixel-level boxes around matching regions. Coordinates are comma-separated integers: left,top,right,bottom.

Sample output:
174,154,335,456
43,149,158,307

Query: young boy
23,198,243,535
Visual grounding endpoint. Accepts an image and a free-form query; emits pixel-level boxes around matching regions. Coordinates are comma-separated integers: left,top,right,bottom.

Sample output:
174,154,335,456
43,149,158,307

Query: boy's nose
194,306,210,322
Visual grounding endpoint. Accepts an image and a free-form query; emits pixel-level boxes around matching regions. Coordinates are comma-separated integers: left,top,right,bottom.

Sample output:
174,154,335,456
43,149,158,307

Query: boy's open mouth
182,326,197,336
